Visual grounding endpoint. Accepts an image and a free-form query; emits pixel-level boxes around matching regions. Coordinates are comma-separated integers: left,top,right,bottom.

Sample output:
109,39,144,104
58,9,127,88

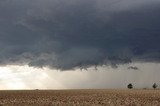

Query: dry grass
0,89,160,106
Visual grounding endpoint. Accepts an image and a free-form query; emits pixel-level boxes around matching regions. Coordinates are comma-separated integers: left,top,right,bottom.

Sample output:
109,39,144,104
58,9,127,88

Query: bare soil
0,89,160,106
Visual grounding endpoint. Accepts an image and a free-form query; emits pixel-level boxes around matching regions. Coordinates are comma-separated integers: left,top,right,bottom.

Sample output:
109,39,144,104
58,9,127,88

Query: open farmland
0,89,160,106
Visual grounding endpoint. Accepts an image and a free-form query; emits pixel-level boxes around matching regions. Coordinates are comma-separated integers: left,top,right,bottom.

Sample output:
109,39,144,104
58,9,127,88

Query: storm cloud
0,0,160,70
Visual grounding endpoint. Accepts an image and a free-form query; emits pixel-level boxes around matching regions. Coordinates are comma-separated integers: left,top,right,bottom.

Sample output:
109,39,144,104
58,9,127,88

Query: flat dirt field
0,89,160,106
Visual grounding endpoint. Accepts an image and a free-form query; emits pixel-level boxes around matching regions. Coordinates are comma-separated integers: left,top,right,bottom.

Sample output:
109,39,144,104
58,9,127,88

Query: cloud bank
0,0,160,70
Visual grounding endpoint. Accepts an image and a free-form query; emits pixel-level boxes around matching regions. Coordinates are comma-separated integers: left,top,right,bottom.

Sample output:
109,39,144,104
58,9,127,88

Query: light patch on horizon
0,65,65,90
0,62,160,90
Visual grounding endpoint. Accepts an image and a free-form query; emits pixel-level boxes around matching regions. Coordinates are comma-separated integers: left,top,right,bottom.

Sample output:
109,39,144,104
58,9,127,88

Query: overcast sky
0,0,160,89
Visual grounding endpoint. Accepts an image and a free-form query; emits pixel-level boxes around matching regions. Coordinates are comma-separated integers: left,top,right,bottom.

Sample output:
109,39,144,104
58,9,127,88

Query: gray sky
0,0,160,89
0,62,160,89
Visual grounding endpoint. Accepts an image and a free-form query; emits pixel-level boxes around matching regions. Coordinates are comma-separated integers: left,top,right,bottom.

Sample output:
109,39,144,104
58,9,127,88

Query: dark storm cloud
128,66,139,70
0,0,160,70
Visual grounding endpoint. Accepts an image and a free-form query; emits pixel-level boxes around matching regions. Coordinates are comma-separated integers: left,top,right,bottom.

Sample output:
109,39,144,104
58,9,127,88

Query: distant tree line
127,83,158,89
